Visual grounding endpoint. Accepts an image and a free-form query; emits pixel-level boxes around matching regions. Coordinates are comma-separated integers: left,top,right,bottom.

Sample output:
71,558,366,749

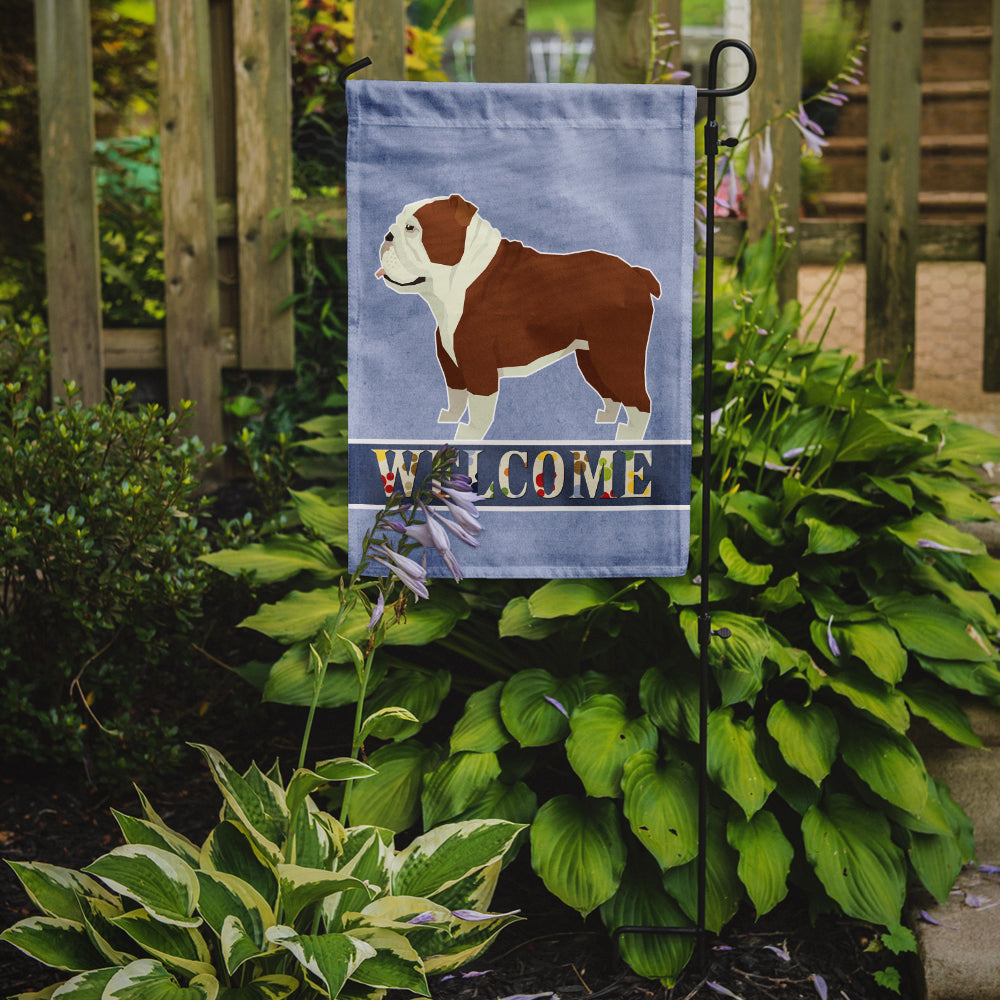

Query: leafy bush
1,743,524,998
0,317,220,783
211,233,1000,984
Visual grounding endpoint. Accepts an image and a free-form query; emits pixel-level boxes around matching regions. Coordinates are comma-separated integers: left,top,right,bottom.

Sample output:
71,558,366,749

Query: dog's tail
636,266,661,299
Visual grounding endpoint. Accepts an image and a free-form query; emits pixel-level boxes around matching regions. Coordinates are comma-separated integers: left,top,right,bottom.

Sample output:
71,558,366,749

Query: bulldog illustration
376,194,660,441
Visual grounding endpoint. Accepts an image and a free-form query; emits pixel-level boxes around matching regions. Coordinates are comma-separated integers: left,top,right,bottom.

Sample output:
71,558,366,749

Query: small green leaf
499,670,584,747
200,536,341,584
421,751,502,828
718,537,773,586
450,682,511,754
900,680,982,748
839,718,929,817
707,708,776,818
288,488,348,547
497,597,563,639
765,700,838,786
527,579,616,618
803,517,859,556
874,594,995,663
727,811,793,917
347,740,442,832
639,663,699,742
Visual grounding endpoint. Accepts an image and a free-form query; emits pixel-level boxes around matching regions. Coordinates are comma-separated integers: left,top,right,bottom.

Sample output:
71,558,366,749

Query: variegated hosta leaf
323,829,393,931
276,864,375,925
110,908,214,978
102,958,218,999
219,915,270,980
190,745,287,863
450,681,511,754
421,751,501,829
621,751,699,871
391,820,524,901
499,669,585,747
765,700,838,786
421,907,522,975
288,802,343,870
0,916,107,971
200,822,278,910
83,846,200,928
344,926,429,995
838,718,929,817
265,926,375,998
5,862,118,922
599,853,694,987
802,793,906,926
707,707,776,818
112,810,202,868
46,966,118,997
661,810,742,934
77,894,136,966
565,695,658,799
195,871,274,973
424,859,501,915
529,795,626,917
727,810,793,918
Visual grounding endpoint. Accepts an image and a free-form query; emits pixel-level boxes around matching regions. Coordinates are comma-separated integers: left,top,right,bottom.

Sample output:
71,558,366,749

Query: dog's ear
448,194,478,227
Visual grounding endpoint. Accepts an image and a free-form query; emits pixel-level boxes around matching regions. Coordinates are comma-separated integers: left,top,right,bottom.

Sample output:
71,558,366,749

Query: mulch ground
1,741,913,1000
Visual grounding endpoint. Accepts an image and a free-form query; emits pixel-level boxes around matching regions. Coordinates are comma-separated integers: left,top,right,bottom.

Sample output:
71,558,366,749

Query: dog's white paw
595,400,621,424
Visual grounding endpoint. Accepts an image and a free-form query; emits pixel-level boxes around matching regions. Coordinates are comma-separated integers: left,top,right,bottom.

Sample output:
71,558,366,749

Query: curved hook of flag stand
339,38,758,976
612,38,756,974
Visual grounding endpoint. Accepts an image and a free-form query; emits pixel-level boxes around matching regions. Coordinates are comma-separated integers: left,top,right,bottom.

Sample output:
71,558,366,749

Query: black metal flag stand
339,37,758,974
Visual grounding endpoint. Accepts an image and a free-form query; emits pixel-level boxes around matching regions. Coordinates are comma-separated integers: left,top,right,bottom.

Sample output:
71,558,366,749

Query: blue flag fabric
347,80,696,578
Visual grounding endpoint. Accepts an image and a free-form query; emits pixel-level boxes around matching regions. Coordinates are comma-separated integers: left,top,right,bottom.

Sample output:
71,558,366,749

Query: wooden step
813,190,987,222
822,134,989,193
922,25,992,83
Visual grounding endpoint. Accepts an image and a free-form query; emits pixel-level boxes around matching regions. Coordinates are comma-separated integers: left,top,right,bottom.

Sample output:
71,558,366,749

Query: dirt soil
1,740,913,1000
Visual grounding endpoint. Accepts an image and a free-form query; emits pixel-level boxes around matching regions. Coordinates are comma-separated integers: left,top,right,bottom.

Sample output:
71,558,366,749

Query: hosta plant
1,743,523,999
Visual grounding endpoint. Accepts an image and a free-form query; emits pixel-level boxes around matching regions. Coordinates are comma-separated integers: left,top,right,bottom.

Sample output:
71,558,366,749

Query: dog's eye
405,224,416,233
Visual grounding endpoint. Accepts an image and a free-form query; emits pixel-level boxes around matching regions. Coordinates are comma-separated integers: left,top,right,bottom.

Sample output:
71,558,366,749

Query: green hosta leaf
393,820,524,900
727,811,793,917
362,667,451,740
565,695,658,798
639,664,699,742
285,759,376,822
450,682,511,754
112,812,201,868
835,621,907,684
5,862,118,922
200,822,278,910
967,553,1000,597
886,512,985,556
802,793,906,926
911,562,1000,632
803,517,859,556
103,959,218,1000
497,597,564,639
909,828,965,905
288,488,349,547
901,680,983,748
499,670,584,747
277,865,374,925
866,474,914,509
0,916,106,971
200,535,341,584
907,472,998,522
599,853,694,987
190,746,287,862
421,751,502,828
661,810,741,933
835,410,927,463
83,846,200,928
724,490,784,545
810,661,910,732
765,701,838,786
755,573,804,614
346,926,428,994
839,718,929,816
111,908,214,978
874,594,995,662
935,421,1000,464
707,708,776,818
530,795,626,917
453,779,538,827
718,537,772,586
621,751,698,871
261,643,388,709
347,740,442,832
195,871,273,974
265,926,375,998
216,976,299,1000
916,655,1000,697
680,610,770,706
527,579,616,618
654,572,737,606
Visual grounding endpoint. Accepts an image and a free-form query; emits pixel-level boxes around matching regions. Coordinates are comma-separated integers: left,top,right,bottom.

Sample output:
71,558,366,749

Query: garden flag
347,80,696,577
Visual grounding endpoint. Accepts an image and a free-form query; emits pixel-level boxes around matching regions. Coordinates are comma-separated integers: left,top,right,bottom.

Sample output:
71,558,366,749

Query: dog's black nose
384,232,393,242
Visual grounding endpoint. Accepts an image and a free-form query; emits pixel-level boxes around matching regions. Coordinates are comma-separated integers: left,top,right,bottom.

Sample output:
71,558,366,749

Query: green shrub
0,317,220,783
210,233,1000,985
1,743,524,997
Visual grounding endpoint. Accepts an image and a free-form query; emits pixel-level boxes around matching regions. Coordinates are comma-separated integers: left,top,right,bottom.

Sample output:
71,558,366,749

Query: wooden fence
33,0,1000,445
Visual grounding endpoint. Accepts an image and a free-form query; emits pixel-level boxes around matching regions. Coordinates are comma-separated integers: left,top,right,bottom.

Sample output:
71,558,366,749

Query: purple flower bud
407,911,437,925
367,591,385,631
812,974,828,1000
544,695,569,718
827,616,841,658
917,538,972,554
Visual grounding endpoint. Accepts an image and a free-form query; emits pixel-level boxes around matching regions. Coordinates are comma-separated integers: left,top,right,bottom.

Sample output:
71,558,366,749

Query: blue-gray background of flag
347,80,695,578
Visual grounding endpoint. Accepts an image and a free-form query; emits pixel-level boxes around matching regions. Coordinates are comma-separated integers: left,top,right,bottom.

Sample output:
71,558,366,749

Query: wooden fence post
983,0,1000,390
746,0,801,305
157,0,223,445
233,0,294,369
34,0,104,405
865,0,923,389
354,0,407,80
594,0,654,84
474,0,526,82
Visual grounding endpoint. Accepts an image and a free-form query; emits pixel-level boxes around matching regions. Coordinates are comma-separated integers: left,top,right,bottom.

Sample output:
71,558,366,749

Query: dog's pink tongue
375,268,386,279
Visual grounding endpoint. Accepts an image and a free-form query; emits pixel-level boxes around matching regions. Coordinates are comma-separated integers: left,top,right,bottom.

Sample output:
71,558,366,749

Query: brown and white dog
376,194,660,441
